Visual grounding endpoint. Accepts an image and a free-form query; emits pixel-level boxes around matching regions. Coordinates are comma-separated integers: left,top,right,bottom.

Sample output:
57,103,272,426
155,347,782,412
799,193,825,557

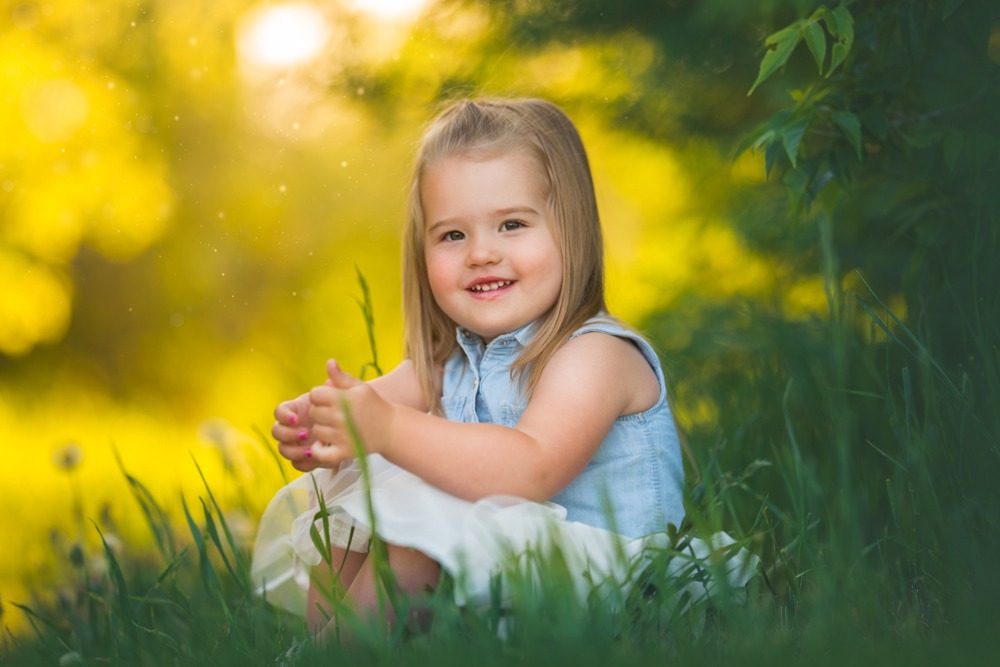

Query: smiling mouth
469,280,513,293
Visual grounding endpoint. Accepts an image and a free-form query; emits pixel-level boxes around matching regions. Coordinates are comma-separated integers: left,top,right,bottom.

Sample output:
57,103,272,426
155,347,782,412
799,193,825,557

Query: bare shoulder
541,331,660,416
368,360,428,411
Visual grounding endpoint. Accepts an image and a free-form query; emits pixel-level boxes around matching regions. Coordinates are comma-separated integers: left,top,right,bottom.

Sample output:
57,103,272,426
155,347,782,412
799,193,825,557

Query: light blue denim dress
441,317,686,538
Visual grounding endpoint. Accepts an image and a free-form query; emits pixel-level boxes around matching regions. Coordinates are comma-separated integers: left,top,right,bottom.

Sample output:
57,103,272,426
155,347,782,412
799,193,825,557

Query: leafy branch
747,3,855,96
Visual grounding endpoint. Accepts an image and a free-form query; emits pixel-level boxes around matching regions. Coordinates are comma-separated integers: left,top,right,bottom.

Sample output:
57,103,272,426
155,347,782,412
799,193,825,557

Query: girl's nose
466,234,500,266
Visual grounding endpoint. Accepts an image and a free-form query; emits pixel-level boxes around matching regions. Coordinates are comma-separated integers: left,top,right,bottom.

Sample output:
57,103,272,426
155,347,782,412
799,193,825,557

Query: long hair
402,98,607,413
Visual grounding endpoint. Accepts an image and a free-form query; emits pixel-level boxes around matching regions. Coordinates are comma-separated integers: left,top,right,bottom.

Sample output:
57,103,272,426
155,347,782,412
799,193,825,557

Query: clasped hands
272,360,393,472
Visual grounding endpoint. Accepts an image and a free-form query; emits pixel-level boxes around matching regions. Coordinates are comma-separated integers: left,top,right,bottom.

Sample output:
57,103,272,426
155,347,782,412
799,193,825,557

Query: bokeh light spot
21,78,89,143
237,2,331,68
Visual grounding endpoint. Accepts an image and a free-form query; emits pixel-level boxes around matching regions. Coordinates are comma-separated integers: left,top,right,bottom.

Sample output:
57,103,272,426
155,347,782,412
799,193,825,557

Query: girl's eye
442,230,464,242
500,219,525,232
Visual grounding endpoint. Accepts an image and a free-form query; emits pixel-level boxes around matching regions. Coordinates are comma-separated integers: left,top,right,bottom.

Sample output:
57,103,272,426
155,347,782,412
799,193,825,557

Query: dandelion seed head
69,543,85,568
53,442,83,472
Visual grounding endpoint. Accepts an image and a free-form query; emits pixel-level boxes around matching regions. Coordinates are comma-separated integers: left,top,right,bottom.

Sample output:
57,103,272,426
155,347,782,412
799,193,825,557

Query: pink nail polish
298,429,308,441
288,414,297,426
305,448,312,457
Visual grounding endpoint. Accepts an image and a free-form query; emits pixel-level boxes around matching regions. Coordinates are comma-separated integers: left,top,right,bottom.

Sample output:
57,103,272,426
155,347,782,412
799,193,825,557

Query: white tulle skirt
251,455,758,617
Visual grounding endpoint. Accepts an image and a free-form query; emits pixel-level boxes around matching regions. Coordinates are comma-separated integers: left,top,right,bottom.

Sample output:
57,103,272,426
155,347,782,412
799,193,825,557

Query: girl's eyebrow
495,206,540,218
427,206,540,234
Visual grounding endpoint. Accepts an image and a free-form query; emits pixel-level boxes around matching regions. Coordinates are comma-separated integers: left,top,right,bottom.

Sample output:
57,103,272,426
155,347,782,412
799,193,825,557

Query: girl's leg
306,547,367,635
320,543,440,641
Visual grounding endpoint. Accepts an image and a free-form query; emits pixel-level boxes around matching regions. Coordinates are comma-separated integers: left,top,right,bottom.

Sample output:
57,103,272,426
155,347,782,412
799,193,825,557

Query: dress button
473,379,479,389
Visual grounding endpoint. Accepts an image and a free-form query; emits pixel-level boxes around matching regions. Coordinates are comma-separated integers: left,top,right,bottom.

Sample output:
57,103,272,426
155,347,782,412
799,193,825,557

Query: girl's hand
273,392,320,472
308,360,395,467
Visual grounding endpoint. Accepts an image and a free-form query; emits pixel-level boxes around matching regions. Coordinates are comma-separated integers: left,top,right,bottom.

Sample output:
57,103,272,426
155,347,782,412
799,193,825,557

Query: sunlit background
0,0,840,630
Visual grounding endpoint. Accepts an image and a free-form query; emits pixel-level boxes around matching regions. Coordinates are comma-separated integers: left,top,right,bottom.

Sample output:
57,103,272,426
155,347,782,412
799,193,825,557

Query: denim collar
455,321,537,353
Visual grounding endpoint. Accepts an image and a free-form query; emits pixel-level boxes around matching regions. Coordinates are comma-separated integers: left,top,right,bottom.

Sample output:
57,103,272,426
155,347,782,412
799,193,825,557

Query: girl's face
421,150,563,343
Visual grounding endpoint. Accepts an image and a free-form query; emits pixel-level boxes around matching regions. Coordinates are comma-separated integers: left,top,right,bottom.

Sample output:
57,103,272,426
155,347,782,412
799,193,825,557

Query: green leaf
748,25,802,96
804,21,827,74
826,5,854,75
753,127,780,153
765,142,781,178
781,117,810,168
859,108,889,141
831,111,862,158
899,126,945,149
824,4,844,37
734,125,768,158
309,522,331,565
943,0,966,19
943,131,963,171
309,474,335,565
783,167,811,212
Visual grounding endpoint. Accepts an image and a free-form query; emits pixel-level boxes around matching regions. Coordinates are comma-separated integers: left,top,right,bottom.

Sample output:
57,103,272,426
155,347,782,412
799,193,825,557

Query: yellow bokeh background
0,0,834,633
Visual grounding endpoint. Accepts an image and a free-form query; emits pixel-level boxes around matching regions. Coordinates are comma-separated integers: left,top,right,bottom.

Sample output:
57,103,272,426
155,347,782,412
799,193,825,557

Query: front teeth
470,280,512,292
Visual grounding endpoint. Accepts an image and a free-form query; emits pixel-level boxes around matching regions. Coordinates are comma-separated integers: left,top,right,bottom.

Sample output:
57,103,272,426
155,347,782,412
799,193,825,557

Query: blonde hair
403,98,607,413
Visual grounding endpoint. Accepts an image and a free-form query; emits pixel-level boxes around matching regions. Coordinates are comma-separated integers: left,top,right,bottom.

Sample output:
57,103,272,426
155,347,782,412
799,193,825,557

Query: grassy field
3,269,998,666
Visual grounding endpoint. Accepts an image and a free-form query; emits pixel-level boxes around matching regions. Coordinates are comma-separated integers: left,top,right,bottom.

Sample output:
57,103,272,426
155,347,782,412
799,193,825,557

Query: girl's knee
348,544,440,609
384,544,441,593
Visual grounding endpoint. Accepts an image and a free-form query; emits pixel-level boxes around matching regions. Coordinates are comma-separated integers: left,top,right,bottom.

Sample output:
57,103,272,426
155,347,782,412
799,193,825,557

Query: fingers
274,394,319,470
272,420,311,444
272,372,361,471
277,438,352,471
326,359,363,389
309,413,351,450
272,402,313,446
309,441,353,467
273,395,312,443
277,441,317,472
308,383,340,407
274,401,298,425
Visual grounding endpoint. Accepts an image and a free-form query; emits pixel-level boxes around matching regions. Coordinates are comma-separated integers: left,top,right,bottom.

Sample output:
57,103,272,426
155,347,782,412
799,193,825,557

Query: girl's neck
461,320,538,346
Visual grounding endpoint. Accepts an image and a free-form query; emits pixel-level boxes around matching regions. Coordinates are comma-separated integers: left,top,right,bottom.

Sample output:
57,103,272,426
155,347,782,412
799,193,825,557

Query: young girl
251,98,750,638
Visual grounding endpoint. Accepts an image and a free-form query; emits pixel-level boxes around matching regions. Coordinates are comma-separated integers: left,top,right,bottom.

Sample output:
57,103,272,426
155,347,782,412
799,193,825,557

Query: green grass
4,266,999,667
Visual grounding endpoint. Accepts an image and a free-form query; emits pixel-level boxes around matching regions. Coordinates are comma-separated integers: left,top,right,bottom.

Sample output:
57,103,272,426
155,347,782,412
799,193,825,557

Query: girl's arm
274,360,427,472
308,332,660,501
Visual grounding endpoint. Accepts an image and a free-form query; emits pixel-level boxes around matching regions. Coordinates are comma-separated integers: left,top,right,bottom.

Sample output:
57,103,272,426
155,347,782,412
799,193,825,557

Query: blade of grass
355,267,383,379
341,400,399,624
7,603,62,636
113,444,176,560
181,495,234,629
252,424,291,486
191,455,249,582
200,497,242,589
855,271,960,395
92,521,137,641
